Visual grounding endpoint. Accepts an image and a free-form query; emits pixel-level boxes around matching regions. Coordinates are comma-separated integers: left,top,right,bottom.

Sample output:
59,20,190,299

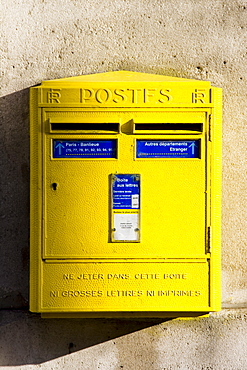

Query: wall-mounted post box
30,71,222,318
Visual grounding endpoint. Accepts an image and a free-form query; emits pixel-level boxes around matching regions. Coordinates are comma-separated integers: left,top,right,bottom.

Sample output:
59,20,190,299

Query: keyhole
51,183,58,191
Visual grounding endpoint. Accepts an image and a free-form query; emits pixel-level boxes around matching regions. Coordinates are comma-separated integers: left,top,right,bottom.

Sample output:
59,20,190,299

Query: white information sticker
113,213,139,241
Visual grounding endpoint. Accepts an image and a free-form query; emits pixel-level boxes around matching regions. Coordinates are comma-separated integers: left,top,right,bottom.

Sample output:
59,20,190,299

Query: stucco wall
1,0,247,369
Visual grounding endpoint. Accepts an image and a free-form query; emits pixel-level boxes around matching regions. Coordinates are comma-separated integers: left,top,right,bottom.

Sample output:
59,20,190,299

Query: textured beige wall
1,0,247,368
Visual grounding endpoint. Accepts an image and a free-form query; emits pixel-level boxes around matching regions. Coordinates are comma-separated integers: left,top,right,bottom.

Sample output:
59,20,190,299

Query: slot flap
49,120,119,134
133,122,203,134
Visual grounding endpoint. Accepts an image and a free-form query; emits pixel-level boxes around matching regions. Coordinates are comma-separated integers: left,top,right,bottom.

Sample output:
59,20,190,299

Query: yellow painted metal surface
30,71,222,317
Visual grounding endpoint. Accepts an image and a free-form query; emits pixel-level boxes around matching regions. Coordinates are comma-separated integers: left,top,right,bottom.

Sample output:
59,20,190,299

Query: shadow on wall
0,87,206,366
0,88,167,366
0,89,30,309
0,310,167,365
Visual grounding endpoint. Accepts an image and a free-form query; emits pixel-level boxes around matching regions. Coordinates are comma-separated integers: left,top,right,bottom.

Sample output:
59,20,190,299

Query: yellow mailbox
30,71,222,318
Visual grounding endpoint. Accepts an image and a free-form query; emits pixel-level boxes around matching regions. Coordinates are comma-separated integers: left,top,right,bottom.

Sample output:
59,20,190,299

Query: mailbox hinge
208,114,212,141
207,226,212,253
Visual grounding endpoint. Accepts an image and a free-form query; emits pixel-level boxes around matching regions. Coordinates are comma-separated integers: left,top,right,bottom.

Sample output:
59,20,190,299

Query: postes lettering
81,88,173,104
46,88,173,104
46,88,208,104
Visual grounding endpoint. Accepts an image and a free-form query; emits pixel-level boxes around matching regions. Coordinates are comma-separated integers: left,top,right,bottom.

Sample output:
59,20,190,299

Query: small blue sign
53,140,117,158
136,140,200,158
112,174,140,210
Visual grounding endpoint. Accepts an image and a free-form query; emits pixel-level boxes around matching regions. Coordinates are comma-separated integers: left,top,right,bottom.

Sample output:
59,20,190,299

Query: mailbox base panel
37,260,212,315
41,312,210,319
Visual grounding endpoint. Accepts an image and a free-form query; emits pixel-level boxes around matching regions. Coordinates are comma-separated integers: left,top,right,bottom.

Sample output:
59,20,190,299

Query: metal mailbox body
30,71,222,318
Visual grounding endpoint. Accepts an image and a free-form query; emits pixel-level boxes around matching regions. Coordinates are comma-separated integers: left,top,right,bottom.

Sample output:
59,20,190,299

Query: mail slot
30,71,222,317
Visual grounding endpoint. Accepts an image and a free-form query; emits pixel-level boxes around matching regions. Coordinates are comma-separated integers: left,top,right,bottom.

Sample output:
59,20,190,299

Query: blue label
136,140,200,158
112,174,140,210
53,140,117,158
